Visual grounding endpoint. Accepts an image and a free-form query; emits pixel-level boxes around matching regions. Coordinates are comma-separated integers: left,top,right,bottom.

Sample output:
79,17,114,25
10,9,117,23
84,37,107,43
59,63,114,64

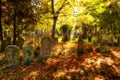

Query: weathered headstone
40,36,52,59
23,45,34,65
97,31,103,45
78,35,84,54
61,25,69,42
4,45,20,67
34,29,44,48
88,31,92,42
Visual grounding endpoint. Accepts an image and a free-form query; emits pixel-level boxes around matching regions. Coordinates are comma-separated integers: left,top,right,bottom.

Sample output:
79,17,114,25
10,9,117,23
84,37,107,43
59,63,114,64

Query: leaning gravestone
40,36,52,59
4,45,20,67
23,45,34,65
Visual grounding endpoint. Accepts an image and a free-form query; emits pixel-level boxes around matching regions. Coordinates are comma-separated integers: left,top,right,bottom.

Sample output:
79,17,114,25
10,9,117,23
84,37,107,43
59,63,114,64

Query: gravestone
34,30,44,48
23,45,34,65
61,24,69,42
40,36,52,59
78,35,84,55
97,31,103,45
4,45,20,67
88,31,92,42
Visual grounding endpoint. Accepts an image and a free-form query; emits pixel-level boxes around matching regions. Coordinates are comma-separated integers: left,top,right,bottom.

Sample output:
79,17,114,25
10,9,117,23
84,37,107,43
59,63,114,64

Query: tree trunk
0,0,3,51
51,0,65,39
52,15,58,38
88,32,92,42
13,1,17,45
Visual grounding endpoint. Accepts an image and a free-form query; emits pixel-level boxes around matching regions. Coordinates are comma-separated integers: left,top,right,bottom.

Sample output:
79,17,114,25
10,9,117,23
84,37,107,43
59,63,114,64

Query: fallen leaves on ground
0,42,120,80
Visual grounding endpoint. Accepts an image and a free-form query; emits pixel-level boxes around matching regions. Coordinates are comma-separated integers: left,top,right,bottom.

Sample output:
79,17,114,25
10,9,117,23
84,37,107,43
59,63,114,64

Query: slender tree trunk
0,0,3,51
13,0,17,44
51,0,66,38
52,15,58,38
13,10,17,44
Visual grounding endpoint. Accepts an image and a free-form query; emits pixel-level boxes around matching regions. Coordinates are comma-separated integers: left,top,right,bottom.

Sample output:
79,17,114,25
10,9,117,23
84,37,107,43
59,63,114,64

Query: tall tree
13,0,17,44
51,0,69,38
0,0,3,51
3,0,37,44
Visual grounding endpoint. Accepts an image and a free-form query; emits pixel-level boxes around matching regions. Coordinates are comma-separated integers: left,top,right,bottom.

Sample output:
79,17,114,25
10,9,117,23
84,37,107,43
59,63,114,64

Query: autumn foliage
0,42,120,80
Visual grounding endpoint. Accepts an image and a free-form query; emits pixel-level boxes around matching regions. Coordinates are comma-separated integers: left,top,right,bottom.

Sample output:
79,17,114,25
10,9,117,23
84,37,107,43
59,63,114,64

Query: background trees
0,0,39,51
0,0,120,51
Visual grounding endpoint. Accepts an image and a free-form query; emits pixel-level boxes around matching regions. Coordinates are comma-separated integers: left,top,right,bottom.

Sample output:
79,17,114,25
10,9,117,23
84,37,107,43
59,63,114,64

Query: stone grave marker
78,35,84,54
4,45,20,67
40,36,52,59
23,45,34,65
97,31,103,45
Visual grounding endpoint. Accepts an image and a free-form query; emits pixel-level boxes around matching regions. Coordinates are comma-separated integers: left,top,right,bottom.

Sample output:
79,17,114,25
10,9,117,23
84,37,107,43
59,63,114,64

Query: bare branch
51,0,55,14
57,0,67,14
